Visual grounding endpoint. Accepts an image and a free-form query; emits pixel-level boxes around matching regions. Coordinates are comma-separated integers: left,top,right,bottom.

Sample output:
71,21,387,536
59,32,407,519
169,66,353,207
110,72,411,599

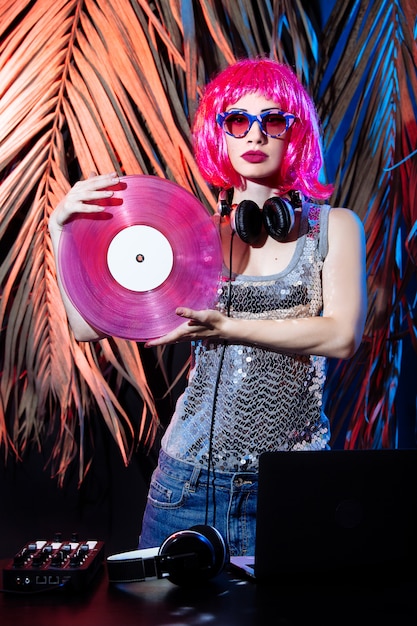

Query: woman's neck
232,180,284,206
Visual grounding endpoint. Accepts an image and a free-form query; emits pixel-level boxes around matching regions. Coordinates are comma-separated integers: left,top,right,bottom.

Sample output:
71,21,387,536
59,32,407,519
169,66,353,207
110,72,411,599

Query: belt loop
188,464,201,491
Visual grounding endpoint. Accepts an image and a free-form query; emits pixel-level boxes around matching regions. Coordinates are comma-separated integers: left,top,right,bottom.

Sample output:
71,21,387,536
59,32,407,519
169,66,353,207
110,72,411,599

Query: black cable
204,230,235,526
204,343,226,526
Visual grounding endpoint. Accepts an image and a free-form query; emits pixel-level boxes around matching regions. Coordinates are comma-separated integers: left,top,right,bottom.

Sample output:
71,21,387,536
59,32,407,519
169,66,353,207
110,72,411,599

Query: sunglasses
216,109,296,138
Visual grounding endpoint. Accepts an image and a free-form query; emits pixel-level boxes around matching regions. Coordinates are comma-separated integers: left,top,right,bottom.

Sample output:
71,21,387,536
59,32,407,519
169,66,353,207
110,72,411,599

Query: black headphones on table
220,190,302,244
107,525,228,587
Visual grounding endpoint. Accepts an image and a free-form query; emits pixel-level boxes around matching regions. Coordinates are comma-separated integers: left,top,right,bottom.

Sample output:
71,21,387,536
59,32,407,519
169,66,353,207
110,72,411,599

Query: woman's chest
222,232,298,276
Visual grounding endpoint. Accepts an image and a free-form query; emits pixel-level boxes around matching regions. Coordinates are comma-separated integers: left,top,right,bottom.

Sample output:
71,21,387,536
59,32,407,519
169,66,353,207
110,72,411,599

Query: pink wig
192,58,332,199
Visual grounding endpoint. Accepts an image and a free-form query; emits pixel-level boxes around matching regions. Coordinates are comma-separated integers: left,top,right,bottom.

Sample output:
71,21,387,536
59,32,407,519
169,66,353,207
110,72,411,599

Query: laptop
230,449,417,583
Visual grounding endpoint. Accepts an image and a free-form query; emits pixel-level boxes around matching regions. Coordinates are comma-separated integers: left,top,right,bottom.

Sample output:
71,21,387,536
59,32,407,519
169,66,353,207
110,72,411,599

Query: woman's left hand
144,307,230,347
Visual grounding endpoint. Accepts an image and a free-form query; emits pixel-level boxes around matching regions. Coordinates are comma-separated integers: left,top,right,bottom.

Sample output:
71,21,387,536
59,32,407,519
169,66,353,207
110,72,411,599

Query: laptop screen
254,449,417,581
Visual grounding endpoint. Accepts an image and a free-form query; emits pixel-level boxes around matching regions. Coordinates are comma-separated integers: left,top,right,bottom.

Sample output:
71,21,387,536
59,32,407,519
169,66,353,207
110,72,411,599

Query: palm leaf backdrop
317,0,417,447
0,0,416,483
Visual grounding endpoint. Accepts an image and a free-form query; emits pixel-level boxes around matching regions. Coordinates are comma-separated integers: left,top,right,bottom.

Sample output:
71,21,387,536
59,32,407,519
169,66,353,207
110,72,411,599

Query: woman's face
222,92,291,186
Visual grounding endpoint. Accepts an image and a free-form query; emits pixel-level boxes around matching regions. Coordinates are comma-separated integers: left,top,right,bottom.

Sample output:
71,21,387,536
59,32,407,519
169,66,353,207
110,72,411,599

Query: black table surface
1,559,417,626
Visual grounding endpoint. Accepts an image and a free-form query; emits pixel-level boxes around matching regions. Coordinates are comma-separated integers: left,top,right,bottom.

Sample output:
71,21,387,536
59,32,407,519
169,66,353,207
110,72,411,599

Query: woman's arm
145,208,367,360
48,172,120,341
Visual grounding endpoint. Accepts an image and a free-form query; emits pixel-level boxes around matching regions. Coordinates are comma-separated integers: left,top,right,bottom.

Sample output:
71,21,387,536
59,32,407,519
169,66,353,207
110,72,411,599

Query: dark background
0,343,190,560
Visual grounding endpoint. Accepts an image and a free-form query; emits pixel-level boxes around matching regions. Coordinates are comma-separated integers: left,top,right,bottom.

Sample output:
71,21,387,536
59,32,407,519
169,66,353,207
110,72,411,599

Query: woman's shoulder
327,206,365,234
303,202,364,261
325,207,366,262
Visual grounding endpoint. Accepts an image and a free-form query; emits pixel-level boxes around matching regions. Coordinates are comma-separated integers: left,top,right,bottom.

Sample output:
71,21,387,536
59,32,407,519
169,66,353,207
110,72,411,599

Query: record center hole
136,253,145,263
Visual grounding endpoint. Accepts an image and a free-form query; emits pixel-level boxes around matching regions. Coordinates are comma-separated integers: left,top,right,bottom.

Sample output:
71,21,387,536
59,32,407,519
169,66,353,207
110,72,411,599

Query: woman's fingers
144,308,226,347
50,173,120,228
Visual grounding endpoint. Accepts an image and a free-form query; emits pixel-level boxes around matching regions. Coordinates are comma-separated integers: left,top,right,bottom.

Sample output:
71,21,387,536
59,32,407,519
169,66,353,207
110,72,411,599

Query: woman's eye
230,115,246,125
264,114,286,133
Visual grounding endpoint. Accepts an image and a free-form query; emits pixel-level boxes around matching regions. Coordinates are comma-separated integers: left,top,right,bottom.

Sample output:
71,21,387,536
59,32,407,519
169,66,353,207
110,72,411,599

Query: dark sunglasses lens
262,113,287,136
224,113,250,137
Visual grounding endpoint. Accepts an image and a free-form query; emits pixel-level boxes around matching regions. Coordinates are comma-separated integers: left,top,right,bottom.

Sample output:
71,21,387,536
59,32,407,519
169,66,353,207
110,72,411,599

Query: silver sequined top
162,202,331,471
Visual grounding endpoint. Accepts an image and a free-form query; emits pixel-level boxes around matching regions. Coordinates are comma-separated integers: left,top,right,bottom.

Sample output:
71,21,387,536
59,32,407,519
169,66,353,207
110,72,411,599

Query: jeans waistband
158,449,257,490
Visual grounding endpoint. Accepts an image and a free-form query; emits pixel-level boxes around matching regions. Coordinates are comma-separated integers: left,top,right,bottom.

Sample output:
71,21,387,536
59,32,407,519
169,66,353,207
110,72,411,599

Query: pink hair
192,58,332,199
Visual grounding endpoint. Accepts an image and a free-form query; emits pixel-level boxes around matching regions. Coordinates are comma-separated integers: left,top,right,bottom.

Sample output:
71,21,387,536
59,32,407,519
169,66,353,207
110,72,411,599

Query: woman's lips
241,151,268,163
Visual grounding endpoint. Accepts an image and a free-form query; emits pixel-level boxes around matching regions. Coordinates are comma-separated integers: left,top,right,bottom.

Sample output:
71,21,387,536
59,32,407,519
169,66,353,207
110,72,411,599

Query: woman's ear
218,189,233,217
212,212,221,226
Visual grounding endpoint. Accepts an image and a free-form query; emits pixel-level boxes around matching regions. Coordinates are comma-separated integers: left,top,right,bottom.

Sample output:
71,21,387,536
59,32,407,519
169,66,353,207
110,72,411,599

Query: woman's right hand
48,172,120,341
49,172,120,232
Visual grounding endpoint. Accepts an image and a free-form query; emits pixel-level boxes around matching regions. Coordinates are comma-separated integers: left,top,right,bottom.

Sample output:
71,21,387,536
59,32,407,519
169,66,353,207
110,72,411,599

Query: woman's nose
246,120,266,142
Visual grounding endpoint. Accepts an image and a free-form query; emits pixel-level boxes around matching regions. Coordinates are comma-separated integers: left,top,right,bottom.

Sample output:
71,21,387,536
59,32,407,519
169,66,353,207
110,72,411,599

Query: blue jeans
139,449,258,556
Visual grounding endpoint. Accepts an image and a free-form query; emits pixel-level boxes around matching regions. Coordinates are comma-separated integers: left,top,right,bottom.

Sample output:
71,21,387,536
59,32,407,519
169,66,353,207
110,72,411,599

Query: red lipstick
241,151,268,163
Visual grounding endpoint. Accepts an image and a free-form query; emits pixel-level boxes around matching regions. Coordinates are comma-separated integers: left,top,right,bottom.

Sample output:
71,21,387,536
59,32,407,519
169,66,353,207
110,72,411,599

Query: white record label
107,225,174,292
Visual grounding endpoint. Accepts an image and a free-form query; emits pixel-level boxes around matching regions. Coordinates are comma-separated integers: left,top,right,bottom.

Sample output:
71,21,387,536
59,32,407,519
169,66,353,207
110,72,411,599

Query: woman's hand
144,307,232,347
49,172,120,232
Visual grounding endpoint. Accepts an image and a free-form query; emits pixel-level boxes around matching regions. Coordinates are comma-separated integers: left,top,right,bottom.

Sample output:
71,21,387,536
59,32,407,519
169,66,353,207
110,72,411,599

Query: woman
49,58,367,556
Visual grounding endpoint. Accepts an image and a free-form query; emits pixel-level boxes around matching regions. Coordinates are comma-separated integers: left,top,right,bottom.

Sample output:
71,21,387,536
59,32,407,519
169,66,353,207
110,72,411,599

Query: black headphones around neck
219,190,302,244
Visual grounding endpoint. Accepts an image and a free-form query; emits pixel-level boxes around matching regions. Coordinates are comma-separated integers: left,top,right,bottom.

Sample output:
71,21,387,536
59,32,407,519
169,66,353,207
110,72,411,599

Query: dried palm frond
317,0,417,447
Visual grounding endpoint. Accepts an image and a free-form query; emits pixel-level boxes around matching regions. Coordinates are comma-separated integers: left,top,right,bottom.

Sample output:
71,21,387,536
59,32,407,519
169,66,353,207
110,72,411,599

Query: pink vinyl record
58,175,222,341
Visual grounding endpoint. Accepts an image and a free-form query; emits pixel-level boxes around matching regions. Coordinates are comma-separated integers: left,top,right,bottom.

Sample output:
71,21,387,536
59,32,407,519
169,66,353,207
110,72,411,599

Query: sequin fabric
162,203,331,471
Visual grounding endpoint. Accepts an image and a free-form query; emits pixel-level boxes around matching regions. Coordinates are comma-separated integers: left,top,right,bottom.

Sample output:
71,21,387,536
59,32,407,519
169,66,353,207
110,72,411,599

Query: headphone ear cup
189,524,228,577
232,199,263,244
262,196,295,242
158,525,227,586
